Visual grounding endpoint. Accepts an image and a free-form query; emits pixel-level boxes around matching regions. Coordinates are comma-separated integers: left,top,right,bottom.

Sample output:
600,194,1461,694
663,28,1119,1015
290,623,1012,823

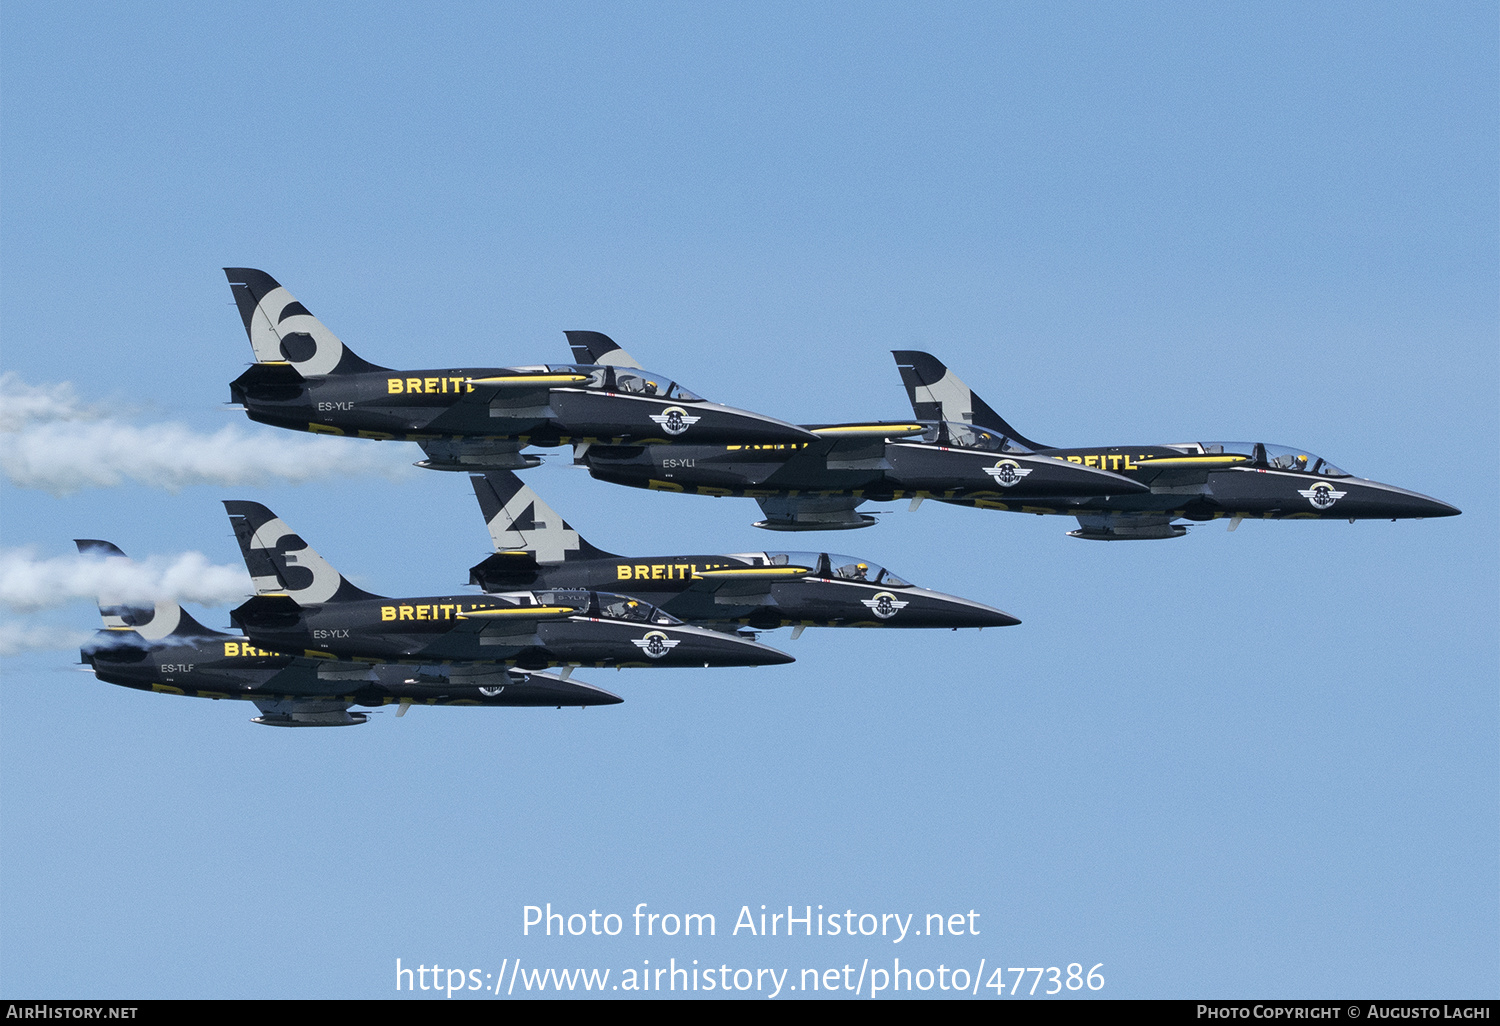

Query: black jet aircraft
74,540,621,727
885,351,1461,539
222,501,794,669
570,332,1458,537
464,471,1020,634
223,267,814,471
568,343,1151,530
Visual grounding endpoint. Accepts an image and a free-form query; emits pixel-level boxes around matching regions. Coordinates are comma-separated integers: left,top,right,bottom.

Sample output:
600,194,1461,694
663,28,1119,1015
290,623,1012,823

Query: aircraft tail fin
891,350,1049,451
223,268,388,377
564,330,644,369
221,501,382,605
72,539,227,641
469,472,615,562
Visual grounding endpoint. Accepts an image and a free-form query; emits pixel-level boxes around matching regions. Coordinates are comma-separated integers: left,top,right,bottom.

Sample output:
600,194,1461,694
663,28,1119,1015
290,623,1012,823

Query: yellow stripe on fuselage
810,424,925,437
1132,455,1250,466
467,374,591,385
460,605,580,618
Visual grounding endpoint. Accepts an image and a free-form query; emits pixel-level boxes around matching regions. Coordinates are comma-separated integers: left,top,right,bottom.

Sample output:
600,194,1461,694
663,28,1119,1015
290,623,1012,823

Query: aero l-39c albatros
223,267,814,471
465,471,1020,634
222,501,794,670
74,540,621,727
574,338,1460,537
884,351,1462,539
569,340,1152,530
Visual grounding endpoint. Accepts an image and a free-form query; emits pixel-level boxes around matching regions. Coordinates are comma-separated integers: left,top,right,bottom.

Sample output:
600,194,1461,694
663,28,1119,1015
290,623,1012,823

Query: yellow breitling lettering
416,606,428,620
619,563,696,580
390,376,468,395
399,605,414,620
381,606,396,621
1066,456,1083,464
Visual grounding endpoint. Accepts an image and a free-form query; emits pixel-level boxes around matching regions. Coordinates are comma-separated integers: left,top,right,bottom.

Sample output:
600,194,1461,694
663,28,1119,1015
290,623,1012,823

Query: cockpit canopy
921,422,1033,454
551,365,705,402
1186,442,1349,477
726,551,915,588
536,589,682,625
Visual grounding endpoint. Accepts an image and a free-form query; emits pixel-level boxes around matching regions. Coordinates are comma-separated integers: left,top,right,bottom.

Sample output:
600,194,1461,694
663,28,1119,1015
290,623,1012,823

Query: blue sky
1,1,1494,999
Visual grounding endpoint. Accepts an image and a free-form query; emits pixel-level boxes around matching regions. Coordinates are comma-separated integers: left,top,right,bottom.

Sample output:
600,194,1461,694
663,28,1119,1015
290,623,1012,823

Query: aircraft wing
251,697,367,727
1067,513,1187,541
753,495,874,531
416,438,540,472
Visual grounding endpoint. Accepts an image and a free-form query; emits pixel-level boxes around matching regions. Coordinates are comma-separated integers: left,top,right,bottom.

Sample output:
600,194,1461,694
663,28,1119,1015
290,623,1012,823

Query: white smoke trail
0,548,252,612
0,622,92,657
0,372,413,494
0,375,99,430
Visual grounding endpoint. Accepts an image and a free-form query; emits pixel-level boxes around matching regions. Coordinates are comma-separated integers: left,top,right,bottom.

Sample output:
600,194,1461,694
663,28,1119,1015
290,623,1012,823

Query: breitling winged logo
982,459,1032,487
648,406,701,436
859,591,909,619
1297,482,1348,510
631,630,681,658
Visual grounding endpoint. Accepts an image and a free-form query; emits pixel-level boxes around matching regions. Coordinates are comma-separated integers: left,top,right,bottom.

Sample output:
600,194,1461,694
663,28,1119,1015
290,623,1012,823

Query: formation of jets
71,268,1460,724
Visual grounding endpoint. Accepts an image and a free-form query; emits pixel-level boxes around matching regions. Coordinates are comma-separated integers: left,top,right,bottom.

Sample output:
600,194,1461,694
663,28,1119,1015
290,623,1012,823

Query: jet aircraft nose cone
700,406,818,445
718,634,796,666
742,640,797,666
1360,481,1463,520
919,592,1021,628
668,624,796,666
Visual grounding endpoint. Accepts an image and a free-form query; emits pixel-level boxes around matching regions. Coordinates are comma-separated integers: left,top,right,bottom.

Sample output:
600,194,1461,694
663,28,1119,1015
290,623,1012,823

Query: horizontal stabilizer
468,551,541,590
